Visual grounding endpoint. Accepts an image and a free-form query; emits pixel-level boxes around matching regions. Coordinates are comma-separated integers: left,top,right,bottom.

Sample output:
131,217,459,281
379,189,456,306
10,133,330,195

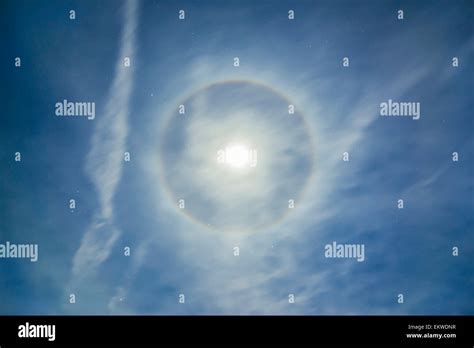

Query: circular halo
157,79,316,233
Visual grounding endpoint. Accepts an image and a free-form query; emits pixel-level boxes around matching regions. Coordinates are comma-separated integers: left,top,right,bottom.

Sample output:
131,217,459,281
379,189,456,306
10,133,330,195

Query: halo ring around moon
157,79,317,233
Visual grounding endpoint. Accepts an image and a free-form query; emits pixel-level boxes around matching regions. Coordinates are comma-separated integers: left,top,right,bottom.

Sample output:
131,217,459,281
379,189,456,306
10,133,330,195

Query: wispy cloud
70,0,138,281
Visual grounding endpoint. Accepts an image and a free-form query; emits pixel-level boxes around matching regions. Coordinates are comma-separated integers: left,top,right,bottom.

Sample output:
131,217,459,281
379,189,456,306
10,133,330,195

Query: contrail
71,0,138,279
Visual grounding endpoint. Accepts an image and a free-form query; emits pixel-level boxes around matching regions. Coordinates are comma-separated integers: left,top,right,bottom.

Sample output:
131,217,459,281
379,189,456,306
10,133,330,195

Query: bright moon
226,144,250,168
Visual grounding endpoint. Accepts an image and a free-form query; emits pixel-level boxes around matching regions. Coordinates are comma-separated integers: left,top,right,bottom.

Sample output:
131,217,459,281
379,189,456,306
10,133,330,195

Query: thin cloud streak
71,0,138,279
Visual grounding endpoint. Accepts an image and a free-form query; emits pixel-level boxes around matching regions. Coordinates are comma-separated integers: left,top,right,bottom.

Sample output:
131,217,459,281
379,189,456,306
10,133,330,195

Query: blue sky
0,0,473,315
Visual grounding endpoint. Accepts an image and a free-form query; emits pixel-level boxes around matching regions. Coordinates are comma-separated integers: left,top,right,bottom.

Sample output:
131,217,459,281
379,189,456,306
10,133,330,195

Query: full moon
223,144,250,169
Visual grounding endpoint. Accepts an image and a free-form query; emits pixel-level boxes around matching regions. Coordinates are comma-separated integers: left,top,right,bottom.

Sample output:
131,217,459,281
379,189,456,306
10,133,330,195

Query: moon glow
158,80,315,233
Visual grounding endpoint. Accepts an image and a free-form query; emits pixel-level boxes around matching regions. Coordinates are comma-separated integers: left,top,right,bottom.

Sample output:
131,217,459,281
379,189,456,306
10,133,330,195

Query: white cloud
70,0,138,281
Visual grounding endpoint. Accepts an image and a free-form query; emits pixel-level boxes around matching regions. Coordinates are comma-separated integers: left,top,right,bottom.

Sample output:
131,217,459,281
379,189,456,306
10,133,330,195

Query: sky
0,0,473,315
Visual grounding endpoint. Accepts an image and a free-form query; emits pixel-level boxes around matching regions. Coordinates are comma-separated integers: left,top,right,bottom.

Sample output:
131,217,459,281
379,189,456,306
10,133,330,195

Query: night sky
0,0,473,314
